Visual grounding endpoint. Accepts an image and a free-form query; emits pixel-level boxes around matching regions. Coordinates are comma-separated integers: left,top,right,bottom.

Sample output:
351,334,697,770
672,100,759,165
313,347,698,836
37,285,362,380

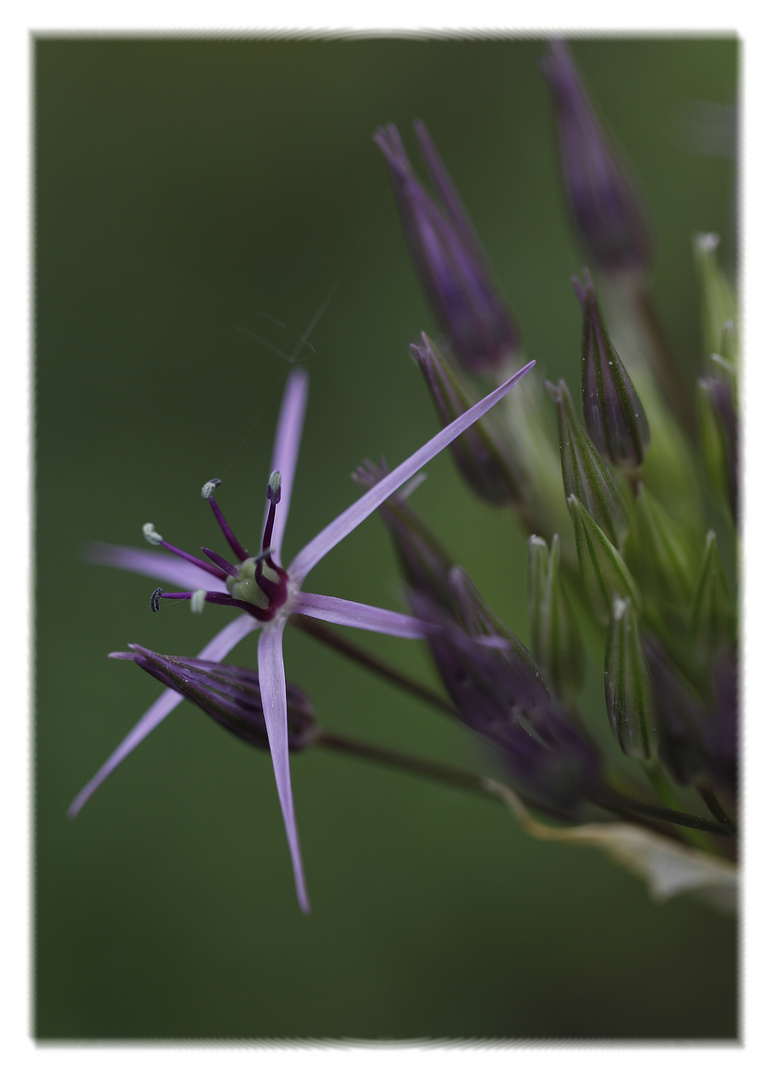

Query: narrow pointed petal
258,625,310,913
289,360,535,583
293,592,428,638
87,542,215,591
68,614,257,817
262,366,309,562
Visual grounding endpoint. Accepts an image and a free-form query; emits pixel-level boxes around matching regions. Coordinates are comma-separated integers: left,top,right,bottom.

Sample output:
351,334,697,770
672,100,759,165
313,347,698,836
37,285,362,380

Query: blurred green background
36,36,738,1040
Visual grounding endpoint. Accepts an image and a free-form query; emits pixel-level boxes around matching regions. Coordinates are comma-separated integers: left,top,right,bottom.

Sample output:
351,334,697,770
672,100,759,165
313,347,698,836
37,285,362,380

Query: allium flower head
541,39,653,274
71,360,534,911
374,120,520,372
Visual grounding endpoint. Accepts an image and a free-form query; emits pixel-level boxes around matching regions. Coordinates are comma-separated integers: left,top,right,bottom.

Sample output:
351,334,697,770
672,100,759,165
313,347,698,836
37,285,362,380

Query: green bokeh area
36,36,738,1040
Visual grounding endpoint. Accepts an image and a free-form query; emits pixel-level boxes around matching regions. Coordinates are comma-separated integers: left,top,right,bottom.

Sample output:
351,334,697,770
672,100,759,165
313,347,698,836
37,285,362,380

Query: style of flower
70,360,534,911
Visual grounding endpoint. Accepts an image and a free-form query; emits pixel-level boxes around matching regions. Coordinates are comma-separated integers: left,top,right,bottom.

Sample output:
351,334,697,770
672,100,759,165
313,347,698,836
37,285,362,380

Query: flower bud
528,534,585,704
604,597,657,761
408,592,600,813
374,121,520,372
447,565,549,707
574,268,650,468
625,484,698,616
642,635,736,797
351,457,457,613
110,645,317,751
693,233,738,362
541,39,653,274
567,494,640,624
697,375,738,524
410,334,527,506
690,531,734,663
546,377,629,548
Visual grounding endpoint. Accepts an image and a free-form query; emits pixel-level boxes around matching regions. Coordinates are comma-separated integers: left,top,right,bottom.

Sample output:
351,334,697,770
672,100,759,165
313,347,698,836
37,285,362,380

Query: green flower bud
693,233,738,362
528,533,585,704
604,597,657,761
546,378,629,549
690,531,735,662
626,484,699,616
567,494,640,624
574,268,650,469
696,374,738,524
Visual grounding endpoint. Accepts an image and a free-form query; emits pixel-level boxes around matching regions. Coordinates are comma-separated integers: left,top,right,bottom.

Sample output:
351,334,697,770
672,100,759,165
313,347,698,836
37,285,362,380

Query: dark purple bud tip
150,586,163,612
542,41,653,274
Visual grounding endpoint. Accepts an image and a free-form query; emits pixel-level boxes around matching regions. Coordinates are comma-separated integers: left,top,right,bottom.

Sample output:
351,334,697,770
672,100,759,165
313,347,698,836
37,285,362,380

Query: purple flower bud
351,456,458,613
110,645,318,752
574,268,650,468
642,637,736,799
411,334,527,506
374,121,520,372
409,592,600,813
541,39,653,274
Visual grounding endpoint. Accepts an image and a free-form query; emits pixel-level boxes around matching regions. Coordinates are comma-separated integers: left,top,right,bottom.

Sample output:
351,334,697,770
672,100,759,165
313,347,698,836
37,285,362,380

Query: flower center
145,473,289,624
224,471,289,618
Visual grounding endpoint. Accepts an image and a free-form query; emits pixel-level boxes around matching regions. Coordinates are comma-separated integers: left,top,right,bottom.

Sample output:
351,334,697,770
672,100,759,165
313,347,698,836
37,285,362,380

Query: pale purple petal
87,542,215,591
288,360,535,584
68,614,258,818
262,366,309,563
293,591,428,638
258,624,310,913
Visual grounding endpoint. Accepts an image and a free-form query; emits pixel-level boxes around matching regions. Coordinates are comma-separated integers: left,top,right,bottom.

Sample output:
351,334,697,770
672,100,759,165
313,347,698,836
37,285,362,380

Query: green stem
698,785,737,837
593,789,728,836
290,614,459,719
643,759,726,853
314,730,497,801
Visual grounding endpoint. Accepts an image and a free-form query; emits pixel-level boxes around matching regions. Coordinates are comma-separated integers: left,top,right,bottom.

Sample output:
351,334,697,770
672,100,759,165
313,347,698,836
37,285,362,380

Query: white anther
696,232,719,252
268,470,282,502
201,478,222,500
143,522,163,545
612,596,629,621
190,589,207,614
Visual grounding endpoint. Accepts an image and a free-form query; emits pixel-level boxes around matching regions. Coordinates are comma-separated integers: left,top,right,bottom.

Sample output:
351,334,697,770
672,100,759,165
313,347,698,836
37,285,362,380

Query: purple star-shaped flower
70,360,534,911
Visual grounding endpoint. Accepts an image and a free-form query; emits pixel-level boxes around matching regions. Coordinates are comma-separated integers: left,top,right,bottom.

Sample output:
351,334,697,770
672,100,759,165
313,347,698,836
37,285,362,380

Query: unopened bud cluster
373,39,737,848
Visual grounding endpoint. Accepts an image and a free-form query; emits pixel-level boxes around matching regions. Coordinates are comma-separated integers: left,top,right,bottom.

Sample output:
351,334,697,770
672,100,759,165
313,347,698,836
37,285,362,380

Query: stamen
203,479,249,562
201,547,240,578
267,470,282,504
190,589,207,614
143,523,163,546
160,589,273,622
262,471,282,553
150,587,164,612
